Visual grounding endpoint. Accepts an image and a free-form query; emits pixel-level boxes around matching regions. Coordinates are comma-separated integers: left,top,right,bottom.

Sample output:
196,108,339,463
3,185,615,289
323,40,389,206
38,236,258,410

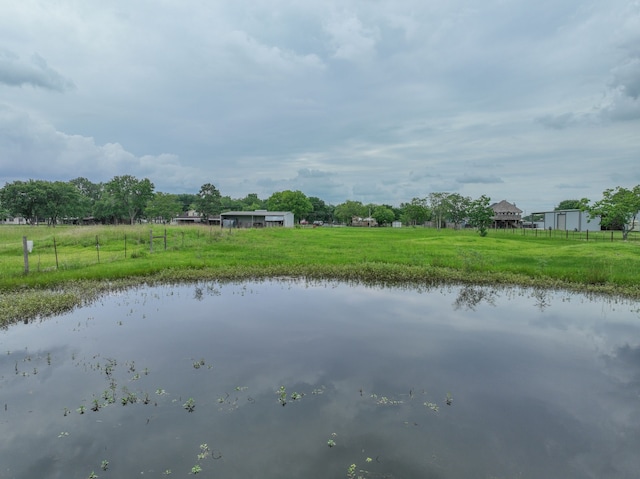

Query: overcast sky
1,1,639,212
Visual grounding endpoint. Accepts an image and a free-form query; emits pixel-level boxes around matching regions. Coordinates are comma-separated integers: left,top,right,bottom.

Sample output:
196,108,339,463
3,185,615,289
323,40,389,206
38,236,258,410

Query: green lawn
1,224,639,325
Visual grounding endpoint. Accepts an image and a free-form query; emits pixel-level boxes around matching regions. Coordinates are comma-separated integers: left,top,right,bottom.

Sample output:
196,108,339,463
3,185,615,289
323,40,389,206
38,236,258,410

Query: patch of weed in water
183,397,195,412
424,402,439,412
277,385,287,406
192,359,205,369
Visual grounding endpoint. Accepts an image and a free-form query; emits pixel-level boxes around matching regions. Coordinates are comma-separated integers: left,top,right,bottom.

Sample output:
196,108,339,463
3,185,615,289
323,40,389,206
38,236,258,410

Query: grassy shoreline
1,225,639,325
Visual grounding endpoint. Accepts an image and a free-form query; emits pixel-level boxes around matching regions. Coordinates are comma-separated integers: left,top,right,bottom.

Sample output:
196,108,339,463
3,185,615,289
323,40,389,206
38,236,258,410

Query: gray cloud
611,58,640,99
0,0,639,212
456,174,504,184
0,51,74,92
536,113,579,130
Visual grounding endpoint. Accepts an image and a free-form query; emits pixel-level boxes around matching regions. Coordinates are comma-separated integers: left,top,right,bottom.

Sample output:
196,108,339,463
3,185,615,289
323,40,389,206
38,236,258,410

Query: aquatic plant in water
424,402,439,412
277,386,287,406
183,397,196,412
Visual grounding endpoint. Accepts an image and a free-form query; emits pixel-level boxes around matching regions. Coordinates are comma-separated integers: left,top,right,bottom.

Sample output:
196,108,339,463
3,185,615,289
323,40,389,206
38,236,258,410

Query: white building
535,209,600,232
220,210,295,228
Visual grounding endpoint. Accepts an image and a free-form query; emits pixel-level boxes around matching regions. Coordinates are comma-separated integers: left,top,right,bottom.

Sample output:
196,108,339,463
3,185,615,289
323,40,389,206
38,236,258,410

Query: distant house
351,216,378,227
491,200,522,228
174,210,203,225
174,210,220,226
0,216,27,225
533,209,601,232
220,210,294,228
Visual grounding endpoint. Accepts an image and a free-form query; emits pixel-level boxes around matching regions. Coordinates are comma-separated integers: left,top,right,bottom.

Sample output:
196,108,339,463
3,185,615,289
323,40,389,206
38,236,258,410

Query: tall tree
42,181,84,225
266,190,313,223
240,193,266,211
400,197,430,226
445,193,471,229
0,196,8,220
587,185,640,240
195,183,222,219
176,193,199,212
145,192,183,223
333,200,366,225
105,175,155,225
555,199,587,210
467,195,494,236
372,206,395,226
220,195,244,212
307,196,334,223
69,177,101,218
429,192,450,229
0,179,49,224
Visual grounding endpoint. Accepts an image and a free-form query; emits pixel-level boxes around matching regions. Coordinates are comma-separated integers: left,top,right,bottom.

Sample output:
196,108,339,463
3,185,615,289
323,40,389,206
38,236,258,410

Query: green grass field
1,224,639,325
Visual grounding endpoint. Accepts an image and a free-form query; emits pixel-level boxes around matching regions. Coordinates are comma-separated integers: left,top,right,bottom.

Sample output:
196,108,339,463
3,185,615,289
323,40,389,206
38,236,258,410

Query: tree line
1,177,638,237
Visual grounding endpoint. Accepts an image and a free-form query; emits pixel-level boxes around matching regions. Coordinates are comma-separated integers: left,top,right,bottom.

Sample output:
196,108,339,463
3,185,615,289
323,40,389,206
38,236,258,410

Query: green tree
0,195,8,220
69,177,101,218
445,193,471,229
176,193,198,212
333,200,366,225
266,190,313,223
105,175,155,225
92,186,119,224
240,193,266,211
0,179,49,224
429,192,450,229
587,185,640,240
467,195,494,236
372,206,395,226
195,183,222,220
555,199,588,210
307,196,334,223
42,181,84,225
400,197,430,226
220,195,244,212
146,192,183,223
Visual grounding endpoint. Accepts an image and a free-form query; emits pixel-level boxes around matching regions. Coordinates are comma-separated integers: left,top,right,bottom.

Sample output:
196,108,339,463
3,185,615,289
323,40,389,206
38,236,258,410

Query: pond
1,281,640,479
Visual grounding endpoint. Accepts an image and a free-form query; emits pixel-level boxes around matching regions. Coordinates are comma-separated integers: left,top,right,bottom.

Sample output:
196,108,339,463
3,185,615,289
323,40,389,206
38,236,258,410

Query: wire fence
1,226,229,276
493,227,640,242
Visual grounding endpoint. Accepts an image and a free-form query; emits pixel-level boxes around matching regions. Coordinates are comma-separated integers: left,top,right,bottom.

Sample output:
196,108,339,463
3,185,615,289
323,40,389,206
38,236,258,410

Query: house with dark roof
490,200,522,228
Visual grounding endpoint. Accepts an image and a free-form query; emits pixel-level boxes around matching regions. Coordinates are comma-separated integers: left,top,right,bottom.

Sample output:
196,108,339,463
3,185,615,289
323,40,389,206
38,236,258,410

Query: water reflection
452,285,497,310
0,281,639,478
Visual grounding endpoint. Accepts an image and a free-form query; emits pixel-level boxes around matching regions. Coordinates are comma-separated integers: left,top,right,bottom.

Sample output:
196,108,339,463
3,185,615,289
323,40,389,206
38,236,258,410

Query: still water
1,281,639,479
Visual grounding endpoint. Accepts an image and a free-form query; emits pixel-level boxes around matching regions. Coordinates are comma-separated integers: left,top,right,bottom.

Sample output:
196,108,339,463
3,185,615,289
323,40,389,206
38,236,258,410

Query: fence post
150,229,153,253
586,230,588,241
611,231,614,242
53,237,59,269
23,236,29,274
124,234,127,258
96,235,100,263
164,229,167,250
